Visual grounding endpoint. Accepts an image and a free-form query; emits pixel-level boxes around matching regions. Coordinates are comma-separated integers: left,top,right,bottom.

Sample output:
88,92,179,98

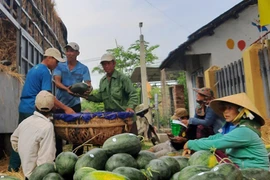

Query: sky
54,0,242,88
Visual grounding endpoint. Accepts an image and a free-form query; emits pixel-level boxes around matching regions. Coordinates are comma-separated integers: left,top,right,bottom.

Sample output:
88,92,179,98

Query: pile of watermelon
28,133,270,180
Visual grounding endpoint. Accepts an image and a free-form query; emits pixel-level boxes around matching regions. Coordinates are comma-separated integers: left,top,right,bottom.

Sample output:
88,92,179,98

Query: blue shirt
53,61,91,107
189,106,225,133
19,64,52,113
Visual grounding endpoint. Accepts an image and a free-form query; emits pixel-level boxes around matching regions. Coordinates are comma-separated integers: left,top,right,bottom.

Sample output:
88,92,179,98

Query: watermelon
170,172,180,180
55,152,78,178
241,168,270,180
75,148,108,171
135,150,156,169
211,163,242,180
69,82,90,95
29,163,56,180
73,167,96,180
189,171,226,180
102,133,141,156
173,156,189,170
105,153,138,171
0,175,20,180
112,167,147,180
159,156,180,175
188,150,218,168
81,170,130,180
42,172,64,180
178,165,210,180
145,159,171,180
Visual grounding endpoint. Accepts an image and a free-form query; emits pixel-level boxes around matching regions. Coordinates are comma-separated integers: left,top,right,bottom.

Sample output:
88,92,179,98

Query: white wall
184,4,270,116
188,4,269,67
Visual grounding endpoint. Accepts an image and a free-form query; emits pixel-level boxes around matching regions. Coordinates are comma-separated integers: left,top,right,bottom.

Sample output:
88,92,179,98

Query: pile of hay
0,18,24,83
0,156,24,180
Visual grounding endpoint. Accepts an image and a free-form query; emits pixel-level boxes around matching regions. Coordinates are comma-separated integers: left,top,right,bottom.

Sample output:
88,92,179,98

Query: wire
143,0,191,33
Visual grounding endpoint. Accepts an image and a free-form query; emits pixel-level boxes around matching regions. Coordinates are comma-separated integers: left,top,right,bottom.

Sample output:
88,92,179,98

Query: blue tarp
53,112,134,122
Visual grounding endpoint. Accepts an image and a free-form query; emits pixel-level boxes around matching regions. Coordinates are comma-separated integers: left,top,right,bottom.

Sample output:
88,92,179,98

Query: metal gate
215,59,246,98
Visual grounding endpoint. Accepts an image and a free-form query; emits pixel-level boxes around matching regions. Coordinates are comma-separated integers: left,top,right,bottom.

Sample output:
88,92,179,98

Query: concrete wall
184,4,270,116
0,72,21,133
187,5,269,67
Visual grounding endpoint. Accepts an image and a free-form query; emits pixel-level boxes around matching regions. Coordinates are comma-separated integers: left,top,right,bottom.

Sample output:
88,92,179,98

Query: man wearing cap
186,87,224,140
53,42,91,155
84,53,138,132
8,48,75,172
85,53,137,112
11,91,57,179
53,42,91,113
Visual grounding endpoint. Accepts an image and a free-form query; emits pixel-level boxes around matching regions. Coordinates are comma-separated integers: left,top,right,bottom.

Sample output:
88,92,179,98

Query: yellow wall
204,65,220,98
242,43,267,118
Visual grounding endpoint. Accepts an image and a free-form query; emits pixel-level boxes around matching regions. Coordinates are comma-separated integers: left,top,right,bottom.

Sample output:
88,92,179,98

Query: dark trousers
55,104,83,156
8,112,33,172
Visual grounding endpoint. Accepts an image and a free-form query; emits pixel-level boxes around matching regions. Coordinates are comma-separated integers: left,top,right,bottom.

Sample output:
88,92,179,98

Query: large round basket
53,112,134,145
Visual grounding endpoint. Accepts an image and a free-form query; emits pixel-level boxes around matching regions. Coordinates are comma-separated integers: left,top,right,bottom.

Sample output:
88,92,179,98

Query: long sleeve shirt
87,70,138,112
11,111,56,178
189,106,224,133
187,124,269,170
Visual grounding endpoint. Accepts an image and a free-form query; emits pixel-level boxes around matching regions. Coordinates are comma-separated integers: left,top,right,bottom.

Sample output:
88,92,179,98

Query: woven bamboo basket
53,113,133,146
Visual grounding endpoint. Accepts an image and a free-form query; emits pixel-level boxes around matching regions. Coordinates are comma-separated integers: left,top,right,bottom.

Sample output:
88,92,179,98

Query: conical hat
171,108,189,120
135,104,149,114
209,93,265,125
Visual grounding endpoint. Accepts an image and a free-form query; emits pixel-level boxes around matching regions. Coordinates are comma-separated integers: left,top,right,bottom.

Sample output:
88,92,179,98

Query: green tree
81,90,104,112
92,40,159,77
177,71,189,110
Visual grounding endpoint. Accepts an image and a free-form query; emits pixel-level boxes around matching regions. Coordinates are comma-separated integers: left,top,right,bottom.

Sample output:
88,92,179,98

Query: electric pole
139,22,148,108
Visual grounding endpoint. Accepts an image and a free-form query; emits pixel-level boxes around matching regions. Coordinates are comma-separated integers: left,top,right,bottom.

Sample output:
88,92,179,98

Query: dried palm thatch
261,119,270,145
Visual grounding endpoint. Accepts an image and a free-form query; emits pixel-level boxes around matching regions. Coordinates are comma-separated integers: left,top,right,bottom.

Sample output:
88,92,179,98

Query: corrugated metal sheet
0,72,21,133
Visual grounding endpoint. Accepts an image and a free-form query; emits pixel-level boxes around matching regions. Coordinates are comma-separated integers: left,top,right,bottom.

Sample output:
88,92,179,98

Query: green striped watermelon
188,150,218,168
105,153,138,171
55,152,78,178
112,167,147,180
211,163,242,180
102,133,141,156
73,167,96,180
135,150,156,169
189,171,226,180
178,165,210,180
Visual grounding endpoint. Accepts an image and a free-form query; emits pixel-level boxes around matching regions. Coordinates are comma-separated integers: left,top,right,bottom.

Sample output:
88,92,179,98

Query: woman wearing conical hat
183,93,269,170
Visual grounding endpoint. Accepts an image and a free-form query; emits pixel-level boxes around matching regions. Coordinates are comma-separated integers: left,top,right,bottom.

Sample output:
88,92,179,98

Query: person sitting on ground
187,87,224,140
183,93,269,170
148,108,189,157
136,104,150,141
135,104,160,145
10,91,56,179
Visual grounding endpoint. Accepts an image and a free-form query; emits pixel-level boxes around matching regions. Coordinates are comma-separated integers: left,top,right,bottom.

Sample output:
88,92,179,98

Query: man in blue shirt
53,42,91,155
9,48,75,172
53,42,91,112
